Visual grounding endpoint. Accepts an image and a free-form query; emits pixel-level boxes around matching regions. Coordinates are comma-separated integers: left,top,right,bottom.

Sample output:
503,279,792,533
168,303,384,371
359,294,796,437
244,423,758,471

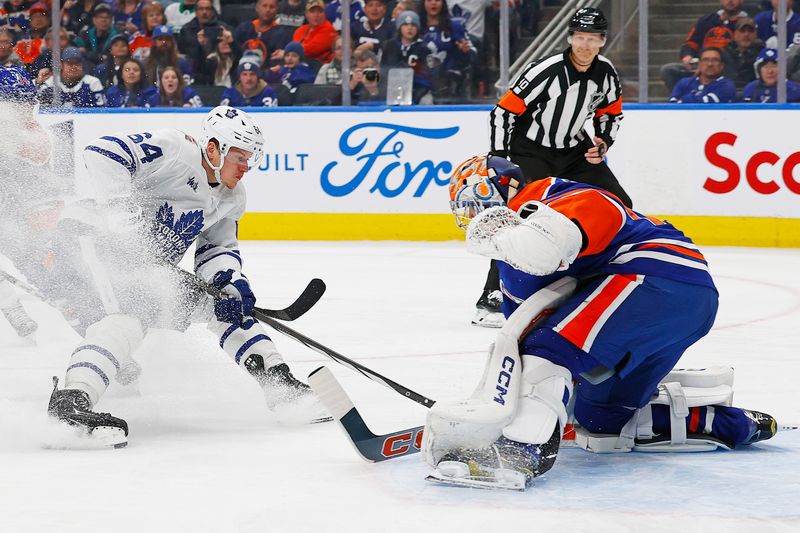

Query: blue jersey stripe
85,145,136,174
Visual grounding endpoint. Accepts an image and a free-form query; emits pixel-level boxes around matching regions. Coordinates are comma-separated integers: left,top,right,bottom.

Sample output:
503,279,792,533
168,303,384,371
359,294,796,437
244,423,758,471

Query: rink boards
41,104,800,246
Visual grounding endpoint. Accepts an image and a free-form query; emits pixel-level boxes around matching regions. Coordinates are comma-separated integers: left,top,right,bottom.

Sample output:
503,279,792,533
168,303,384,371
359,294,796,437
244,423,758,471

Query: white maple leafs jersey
80,128,246,281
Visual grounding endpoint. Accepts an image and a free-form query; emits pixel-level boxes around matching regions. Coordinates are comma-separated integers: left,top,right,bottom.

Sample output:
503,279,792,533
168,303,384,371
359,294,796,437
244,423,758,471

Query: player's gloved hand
211,269,256,324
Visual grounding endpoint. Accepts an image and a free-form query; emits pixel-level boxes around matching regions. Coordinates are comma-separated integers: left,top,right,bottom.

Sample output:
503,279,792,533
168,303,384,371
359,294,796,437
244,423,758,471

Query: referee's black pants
481,139,632,296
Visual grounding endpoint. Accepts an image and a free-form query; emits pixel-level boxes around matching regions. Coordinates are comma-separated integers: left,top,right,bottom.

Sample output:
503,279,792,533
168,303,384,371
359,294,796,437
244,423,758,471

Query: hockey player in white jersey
0,65,65,341
47,106,328,448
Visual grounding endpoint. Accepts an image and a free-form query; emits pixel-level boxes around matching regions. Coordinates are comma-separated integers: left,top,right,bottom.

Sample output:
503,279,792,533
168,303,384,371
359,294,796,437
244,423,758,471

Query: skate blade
425,469,526,491
43,424,127,450
471,309,504,328
777,423,798,433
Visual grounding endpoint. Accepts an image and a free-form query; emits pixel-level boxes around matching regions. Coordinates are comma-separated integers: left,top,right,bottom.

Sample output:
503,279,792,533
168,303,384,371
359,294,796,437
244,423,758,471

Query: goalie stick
175,268,326,322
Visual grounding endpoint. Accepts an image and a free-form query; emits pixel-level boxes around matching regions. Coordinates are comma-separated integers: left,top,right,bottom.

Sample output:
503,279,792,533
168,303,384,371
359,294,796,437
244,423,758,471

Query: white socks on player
65,314,144,405
208,317,283,370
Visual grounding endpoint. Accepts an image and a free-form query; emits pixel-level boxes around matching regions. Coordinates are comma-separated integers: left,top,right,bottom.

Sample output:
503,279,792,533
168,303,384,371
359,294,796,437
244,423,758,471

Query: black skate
47,377,128,448
244,356,331,423
427,427,561,491
742,409,778,444
2,303,38,340
472,289,504,328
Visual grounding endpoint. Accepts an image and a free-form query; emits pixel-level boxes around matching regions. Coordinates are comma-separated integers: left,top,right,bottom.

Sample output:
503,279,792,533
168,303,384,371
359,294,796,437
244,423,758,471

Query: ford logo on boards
320,122,459,198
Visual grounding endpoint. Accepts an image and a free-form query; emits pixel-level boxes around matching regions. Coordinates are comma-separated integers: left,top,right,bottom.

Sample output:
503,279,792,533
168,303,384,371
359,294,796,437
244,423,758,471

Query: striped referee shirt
490,48,623,152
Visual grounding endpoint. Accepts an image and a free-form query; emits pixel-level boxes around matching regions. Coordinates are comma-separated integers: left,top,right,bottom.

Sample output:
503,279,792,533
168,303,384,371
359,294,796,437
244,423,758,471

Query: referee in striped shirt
472,8,632,328
489,7,631,207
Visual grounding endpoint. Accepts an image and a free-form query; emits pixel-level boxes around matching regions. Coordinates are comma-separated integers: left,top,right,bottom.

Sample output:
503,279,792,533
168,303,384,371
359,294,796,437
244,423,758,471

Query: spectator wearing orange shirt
128,2,167,61
13,1,47,66
292,0,337,64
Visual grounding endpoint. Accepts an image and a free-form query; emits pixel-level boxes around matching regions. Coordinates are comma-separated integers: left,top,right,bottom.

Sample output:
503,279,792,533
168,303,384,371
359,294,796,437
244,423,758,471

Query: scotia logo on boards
703,132,800,195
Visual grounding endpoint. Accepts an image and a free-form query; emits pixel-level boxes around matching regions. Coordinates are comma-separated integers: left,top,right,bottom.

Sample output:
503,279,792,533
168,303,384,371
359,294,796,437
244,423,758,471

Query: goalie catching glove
466,203,582,276
211,269,256,324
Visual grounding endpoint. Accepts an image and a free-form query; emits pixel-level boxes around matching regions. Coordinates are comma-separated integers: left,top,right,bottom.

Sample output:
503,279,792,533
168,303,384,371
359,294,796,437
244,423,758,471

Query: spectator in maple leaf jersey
668,46,736,103
660,0,749,91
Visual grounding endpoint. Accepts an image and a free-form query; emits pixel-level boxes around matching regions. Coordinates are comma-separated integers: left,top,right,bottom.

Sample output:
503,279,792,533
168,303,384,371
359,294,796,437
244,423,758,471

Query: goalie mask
448,155,525,229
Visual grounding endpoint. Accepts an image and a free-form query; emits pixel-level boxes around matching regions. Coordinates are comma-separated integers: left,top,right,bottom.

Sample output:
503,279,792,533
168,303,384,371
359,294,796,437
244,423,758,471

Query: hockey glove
211,269,256,324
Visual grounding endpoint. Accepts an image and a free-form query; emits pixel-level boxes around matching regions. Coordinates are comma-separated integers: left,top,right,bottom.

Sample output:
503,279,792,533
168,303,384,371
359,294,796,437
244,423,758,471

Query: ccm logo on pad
704,132,800,195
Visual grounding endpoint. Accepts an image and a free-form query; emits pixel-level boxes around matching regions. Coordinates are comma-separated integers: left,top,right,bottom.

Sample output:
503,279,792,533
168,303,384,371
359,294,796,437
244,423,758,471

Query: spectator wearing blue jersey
382,10,433,104
754,0,800,49
140,64,202,107
742,47,800,102
94,33,132,89
113,0,146,35
669,46,736,103
38,46,106,106
1,0,31,37
419,0,476,100
105,57,148,106
326,0,365,32
144,24,194,86
265,40,315,90
352,0,394,55
220,57,279,106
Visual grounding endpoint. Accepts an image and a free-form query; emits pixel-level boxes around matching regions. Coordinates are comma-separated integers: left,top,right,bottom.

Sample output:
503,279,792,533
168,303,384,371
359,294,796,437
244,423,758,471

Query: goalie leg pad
423,277,577,467
502,355,572,445
575,366,735,453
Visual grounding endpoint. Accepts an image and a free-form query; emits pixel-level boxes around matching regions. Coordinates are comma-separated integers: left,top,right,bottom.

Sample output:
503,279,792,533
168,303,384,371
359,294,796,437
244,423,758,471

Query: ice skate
426,428,561,491
2,302,38,342
47,377,128,449
742,409,782,444
244,355,332,424
471,289,504,328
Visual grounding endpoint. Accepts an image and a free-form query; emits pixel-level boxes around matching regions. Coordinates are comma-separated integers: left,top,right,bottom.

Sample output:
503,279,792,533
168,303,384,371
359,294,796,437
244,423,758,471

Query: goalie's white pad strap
502,356,572,444
576,367,735,453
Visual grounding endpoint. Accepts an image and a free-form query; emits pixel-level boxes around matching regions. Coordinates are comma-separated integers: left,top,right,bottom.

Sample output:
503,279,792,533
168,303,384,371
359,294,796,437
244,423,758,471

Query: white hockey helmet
200,105,265,180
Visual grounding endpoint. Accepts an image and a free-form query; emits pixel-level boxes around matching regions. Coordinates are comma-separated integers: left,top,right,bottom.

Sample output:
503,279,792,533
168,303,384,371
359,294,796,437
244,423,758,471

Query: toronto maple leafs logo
225,108,238,119
152,202,204,262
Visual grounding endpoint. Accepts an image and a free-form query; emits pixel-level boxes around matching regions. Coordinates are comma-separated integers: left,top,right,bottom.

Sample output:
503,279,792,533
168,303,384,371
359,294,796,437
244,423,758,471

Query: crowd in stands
663,0,800,103
2,0,800,107
0,0,499,107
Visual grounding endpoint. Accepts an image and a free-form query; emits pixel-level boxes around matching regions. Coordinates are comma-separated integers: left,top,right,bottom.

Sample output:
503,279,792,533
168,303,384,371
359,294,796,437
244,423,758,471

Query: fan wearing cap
742,47,800,102
265,40,315,89
221,56,278,107
73,3,122,67
382,10,433,104
143,24,195,87
292,0,337,63
721,16,764,93
11,2,47,65
38,46,106,107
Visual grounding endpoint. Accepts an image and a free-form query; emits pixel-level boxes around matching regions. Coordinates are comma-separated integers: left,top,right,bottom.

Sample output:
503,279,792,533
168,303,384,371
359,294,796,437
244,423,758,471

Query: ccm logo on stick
381,428,424,457
704,132,800,195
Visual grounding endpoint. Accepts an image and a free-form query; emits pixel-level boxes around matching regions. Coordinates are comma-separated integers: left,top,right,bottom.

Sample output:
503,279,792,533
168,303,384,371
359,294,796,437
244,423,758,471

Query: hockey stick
174,267,326,322
308,366,425,462
0,269,50,302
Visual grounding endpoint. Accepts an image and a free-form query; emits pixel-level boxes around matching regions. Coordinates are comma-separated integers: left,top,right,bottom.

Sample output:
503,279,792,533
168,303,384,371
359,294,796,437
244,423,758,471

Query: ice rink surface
1,242,799,533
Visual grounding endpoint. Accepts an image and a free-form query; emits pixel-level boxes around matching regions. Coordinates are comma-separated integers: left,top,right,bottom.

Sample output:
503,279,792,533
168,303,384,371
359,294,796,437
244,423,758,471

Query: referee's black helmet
568,7,608,36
